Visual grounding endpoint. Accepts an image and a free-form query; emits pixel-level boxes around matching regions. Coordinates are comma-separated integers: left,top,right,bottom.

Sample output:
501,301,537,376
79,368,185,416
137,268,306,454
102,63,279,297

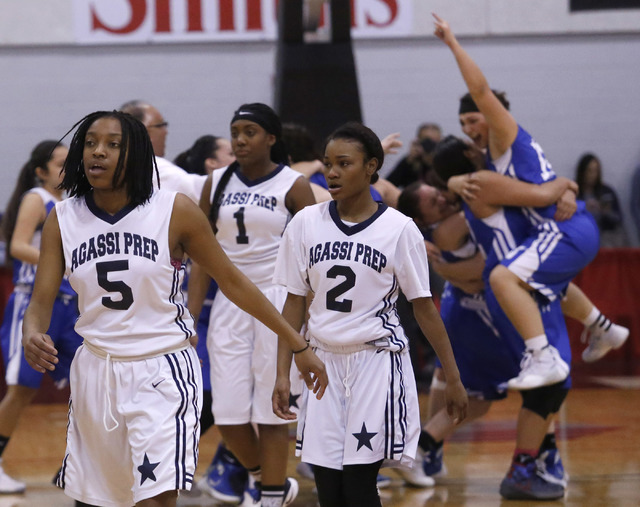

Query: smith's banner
73,0,413,44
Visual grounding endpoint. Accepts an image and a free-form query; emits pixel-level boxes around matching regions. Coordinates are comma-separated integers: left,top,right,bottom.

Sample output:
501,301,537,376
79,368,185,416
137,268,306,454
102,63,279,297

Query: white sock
582,307,601,327
525,335,548,351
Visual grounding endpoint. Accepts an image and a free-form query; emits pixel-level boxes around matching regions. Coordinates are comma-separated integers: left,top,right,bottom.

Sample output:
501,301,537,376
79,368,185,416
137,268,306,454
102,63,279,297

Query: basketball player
433,14,628,391
398,182,577,499
0,141,82,495
272,122,467,507
187,103,316,507
21,110,327,507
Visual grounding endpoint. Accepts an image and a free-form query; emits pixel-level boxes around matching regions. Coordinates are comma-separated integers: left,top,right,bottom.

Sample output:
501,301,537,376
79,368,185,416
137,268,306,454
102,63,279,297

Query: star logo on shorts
289,392,301,409
138,453,160,485
352,422,377,451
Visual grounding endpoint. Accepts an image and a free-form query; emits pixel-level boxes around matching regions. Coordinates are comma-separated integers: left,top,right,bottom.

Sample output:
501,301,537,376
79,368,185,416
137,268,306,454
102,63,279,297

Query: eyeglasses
148,121,169,129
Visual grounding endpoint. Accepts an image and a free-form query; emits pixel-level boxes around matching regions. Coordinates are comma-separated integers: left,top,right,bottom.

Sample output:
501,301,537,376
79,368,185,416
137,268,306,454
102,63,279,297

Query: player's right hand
23,332,58,373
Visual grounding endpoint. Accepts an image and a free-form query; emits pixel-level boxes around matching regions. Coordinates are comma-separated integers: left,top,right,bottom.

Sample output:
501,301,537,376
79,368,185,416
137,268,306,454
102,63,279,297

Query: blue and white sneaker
197,445,248,503
240,479,261,506
499,455,565,500
240,477,299,507
423,445,447,478
537,448,569,488
283,477,299,506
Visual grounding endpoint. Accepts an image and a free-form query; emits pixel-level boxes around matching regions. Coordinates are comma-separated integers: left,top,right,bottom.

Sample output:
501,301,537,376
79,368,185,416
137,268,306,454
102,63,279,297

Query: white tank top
56,189,195,357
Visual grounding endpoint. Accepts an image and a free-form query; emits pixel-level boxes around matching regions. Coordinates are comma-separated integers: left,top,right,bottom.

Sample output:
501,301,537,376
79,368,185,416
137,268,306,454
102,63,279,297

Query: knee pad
520,383,569,418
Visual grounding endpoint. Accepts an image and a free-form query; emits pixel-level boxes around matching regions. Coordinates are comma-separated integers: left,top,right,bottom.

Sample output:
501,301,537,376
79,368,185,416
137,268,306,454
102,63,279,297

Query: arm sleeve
273,213,309,296
394,220,432,301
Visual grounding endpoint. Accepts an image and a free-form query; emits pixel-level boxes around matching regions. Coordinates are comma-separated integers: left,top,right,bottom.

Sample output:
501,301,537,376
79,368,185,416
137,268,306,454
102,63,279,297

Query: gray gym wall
1,0,639,243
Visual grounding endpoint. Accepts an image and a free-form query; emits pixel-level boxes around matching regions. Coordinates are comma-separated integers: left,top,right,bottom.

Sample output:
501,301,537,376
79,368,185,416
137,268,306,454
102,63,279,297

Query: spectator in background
575,153,628,248
119,100,207,203
386,122,442,188
174,135,235,176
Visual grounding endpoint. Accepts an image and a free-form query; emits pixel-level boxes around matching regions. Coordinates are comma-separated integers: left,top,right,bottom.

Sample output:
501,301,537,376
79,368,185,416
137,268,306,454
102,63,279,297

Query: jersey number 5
326,265,355,312
97,260,134,310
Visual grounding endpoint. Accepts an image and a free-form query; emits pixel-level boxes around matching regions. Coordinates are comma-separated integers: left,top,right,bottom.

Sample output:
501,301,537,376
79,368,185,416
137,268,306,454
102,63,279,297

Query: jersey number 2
326,265,355,312
97,260,134,310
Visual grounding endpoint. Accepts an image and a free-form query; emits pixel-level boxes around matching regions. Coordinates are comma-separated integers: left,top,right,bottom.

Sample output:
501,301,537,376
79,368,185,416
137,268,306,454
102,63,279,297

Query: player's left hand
445,378,468,425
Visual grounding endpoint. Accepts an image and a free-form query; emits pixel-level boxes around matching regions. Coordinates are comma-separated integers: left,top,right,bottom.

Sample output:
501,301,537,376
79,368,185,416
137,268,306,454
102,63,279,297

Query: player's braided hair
60,111,159,206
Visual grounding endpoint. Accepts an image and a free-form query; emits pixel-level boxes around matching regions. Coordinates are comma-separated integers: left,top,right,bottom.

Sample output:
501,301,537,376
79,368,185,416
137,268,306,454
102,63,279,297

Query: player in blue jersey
433,13,628,393
21,110,327,507
272,122,467,507
397,182,595,498
0,140,83,495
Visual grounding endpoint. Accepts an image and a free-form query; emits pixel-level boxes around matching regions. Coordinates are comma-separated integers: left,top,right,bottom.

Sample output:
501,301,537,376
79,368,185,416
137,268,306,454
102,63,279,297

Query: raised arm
433,13,517,158
22,209,66,373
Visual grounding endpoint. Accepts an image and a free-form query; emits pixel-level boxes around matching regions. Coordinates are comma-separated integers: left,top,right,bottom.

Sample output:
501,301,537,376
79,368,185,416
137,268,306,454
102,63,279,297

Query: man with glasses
119,100,206,203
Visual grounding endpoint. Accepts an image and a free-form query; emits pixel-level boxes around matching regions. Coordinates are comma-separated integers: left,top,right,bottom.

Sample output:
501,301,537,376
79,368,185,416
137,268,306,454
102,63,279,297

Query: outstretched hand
293,347,328,400
23,332,58,373
381,133,403,155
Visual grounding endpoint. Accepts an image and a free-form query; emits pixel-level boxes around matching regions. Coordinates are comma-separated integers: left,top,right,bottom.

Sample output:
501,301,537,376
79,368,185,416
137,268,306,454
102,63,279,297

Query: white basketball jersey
274,201,432,351
210,164,302,288
56,190,195,357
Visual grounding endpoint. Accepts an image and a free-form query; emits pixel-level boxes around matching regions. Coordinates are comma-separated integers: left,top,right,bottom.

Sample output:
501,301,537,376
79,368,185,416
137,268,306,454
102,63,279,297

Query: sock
539,433,557,452
418,430,442,453
525,335,548,351
262,484,285,507
583,308,611,330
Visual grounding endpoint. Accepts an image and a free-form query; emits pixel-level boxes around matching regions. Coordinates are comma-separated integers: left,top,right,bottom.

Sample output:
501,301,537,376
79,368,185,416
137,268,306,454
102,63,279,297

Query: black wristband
292,343,310,354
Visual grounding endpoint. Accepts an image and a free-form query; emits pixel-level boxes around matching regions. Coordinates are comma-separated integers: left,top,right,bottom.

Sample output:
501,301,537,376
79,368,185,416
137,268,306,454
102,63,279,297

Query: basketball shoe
500,454,565,500
581,319,629,363
507,344,569,390
536,447,569,488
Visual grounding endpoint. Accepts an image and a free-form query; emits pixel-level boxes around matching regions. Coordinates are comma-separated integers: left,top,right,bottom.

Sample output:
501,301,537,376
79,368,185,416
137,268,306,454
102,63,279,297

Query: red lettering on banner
92,0,146,34
366,0,398,27
156,0,170,32
246,0,262,30
188,0,204,31
220,0,235,31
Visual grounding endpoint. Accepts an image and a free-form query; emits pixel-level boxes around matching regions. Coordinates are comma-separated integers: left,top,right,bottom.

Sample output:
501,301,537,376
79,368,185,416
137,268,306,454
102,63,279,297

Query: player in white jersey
21,111,327,507
272,122,467,507
433,14,628,393
187,103,315,507
0,141,82,495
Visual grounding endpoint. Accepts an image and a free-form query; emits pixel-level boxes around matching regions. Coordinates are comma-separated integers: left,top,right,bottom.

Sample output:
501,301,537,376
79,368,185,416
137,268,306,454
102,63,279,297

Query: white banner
73,0,413,44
